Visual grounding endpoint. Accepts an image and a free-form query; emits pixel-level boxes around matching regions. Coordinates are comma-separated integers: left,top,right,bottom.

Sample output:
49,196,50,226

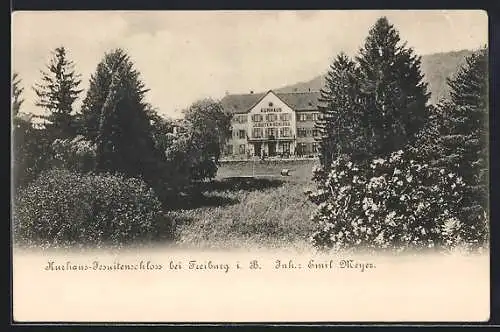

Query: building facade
221,90,323,158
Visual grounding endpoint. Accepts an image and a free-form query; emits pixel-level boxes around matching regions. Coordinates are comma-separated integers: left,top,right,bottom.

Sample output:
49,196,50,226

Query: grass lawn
168,159,320,252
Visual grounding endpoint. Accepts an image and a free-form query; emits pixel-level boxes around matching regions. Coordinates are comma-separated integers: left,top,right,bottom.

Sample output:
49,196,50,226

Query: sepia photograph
11,10,490,323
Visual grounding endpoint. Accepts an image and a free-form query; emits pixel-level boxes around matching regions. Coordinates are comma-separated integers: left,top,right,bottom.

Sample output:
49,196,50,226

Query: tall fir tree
437,47,489,244
12,72,53,189
33,47,82,138
317,53,365,167
12,72,28,188
12,72,25,117
356,17,430,156
79,49,164,185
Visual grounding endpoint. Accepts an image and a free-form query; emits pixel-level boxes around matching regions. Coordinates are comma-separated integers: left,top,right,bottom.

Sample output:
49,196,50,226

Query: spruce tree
33,47,82,138
12,72,27,188
317,53,365,167
12,72,24,117
12,72,53,189
438,47,488,244
79,49,164,184
356,17,430,156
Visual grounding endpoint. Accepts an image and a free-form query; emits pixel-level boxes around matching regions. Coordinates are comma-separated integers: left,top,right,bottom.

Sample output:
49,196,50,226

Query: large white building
221,90,324,158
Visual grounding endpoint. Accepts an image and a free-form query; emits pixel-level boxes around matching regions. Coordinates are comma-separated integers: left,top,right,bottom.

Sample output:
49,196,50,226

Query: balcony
247,134,295,142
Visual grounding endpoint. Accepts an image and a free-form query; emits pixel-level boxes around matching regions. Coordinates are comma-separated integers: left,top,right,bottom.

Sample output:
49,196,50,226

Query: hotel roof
221,90,323,114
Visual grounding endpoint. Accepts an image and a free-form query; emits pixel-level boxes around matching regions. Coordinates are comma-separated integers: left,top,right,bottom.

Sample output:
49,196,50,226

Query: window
239,144,245,155
266,127,277,138
266,113,278,122
312,113,320,121
306,114,313,121
312,129,320,137
298,113,307,122
239,130,246,139
279,127,291,137
226,145,233,155
312,142,319,153
232,116,244,124
296,143,307,156
297,128,308,138
252,128,263,138
232,130,237,139
252,114,263,122
279,113,290,121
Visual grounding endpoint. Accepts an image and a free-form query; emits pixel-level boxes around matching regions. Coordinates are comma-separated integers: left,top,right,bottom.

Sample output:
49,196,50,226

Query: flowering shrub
51,135,96,172
305,150,483,252
13,169,168,249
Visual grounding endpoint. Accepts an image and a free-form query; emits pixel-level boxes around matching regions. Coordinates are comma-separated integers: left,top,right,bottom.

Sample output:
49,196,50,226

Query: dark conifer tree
12,72,24,117
33,47,82,138
356,17,430,156
79,49,165,186
437,47,489,244
317,53,364,167
12,72,53,189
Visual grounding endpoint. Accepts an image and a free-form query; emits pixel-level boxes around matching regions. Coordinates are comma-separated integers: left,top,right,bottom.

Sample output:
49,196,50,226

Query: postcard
11,9,490,323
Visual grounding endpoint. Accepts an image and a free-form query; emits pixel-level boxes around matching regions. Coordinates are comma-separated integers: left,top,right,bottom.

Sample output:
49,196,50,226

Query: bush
306,150,487,253
12,120,54,189
13,169,168,248
191,158,218,182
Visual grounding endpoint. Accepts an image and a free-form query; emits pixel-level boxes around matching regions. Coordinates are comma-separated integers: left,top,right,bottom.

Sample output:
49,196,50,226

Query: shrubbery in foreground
13,169,168,248
306,150,488,253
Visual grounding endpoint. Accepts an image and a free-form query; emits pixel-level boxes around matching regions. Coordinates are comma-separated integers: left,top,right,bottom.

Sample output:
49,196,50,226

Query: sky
12,10,488,119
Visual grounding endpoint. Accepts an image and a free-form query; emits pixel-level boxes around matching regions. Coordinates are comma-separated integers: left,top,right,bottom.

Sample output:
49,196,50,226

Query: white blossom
386,211,396,220
374,231,385,244
368,176,386,190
